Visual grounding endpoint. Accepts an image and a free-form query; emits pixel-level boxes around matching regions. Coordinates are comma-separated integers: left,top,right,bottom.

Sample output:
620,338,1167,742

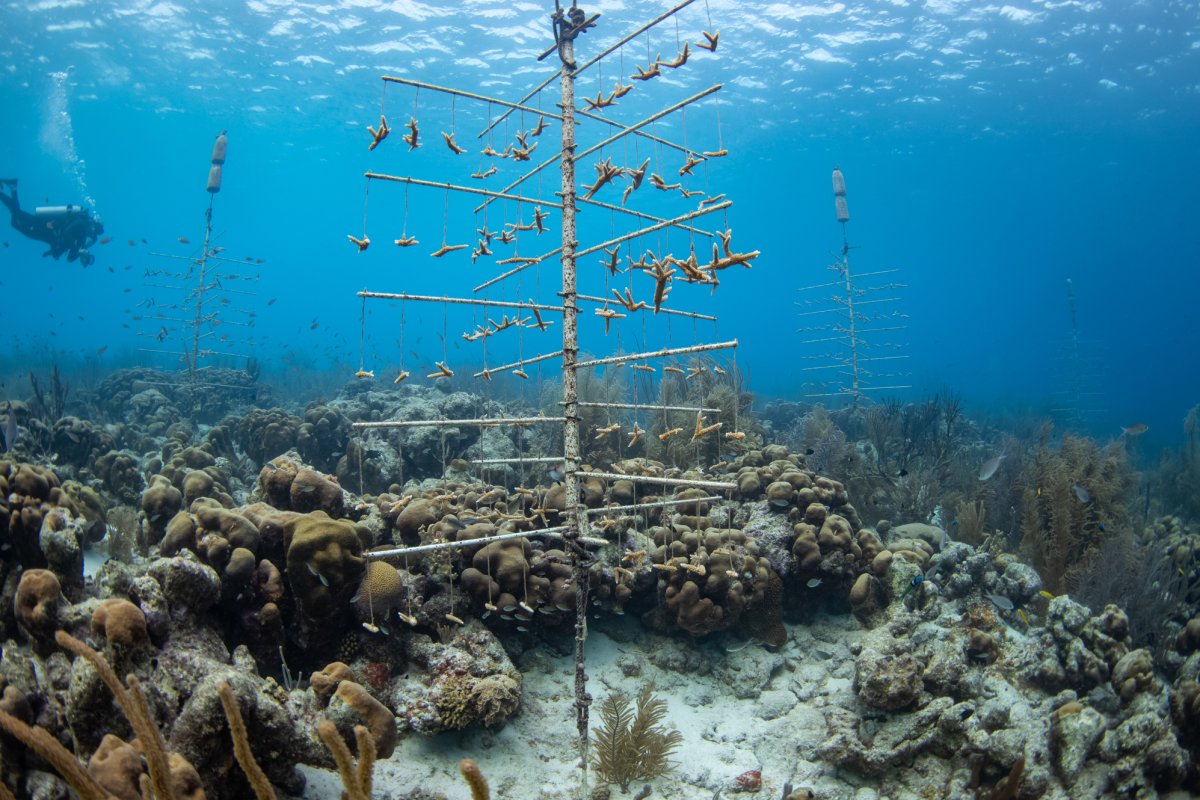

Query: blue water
1,0,1197,450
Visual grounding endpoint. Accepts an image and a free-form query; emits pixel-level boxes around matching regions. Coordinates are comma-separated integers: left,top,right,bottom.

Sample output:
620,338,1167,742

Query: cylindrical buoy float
832,166,846,197
832,167,849,222
210,130,228,165
206,131,227,193
206,164,223,194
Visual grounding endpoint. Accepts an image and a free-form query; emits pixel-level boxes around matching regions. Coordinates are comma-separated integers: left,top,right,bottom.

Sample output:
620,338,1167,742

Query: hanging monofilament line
358,294,367,373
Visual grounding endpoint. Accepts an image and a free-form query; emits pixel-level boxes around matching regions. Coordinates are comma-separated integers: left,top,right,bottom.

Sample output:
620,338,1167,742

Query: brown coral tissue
363,661,390,692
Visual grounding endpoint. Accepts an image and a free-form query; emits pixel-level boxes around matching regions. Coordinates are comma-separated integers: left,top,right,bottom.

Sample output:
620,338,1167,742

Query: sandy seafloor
298,618,848,800
294,614,1200,800
293,615,994,800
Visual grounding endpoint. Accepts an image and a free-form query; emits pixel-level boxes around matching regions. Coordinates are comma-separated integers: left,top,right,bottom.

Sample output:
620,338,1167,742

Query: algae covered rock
855,651,923,711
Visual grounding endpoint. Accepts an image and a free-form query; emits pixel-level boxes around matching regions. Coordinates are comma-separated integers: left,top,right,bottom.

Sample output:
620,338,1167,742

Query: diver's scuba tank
33,204,86,219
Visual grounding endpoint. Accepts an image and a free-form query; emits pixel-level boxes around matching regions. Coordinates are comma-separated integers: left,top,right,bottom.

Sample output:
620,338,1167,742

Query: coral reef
4,369,1200,800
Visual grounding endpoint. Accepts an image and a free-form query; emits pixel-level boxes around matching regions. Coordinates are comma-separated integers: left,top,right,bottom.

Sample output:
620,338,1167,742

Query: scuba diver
0,178,103,266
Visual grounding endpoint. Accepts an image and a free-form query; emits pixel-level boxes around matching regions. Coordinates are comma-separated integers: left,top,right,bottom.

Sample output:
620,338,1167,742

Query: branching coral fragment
367,115,390,151
441,131,467,154
402,118,420,150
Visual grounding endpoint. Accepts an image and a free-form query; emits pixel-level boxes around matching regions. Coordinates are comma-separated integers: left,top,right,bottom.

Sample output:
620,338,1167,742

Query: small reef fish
1072,484,1091,504
306,563,329,587
1121,423,1149,436
986,592,1014,612
900,573,924,599
178,236,190,244
978,454,1006,481
806,578,822,589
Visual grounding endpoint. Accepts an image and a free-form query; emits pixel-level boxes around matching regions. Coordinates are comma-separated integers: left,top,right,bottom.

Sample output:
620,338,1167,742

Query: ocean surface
1,0,1198,445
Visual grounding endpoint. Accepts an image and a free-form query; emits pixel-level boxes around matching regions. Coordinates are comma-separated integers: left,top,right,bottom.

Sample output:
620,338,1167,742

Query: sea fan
591,684,683,790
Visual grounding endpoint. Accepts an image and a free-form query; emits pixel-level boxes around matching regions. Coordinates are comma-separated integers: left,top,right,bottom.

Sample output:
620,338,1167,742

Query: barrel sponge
88,734,143,800
330,680,397,758
354,561,404,620
91,598,149,648
283,511,368,619
311,661,357,706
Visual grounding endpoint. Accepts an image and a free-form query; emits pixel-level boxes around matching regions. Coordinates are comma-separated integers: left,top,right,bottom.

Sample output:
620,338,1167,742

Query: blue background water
0,0,1196,452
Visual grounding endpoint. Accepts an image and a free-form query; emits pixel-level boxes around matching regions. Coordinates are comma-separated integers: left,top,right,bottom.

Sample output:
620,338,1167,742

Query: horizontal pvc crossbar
575,339,737,369
575,470,737,492
352,416,563,430
585,495,722,516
